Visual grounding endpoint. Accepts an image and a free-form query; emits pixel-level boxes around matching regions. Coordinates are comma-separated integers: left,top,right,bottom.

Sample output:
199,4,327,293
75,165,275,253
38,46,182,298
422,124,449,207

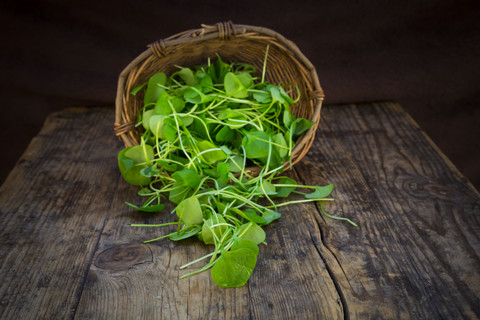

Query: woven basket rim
114,22,324,171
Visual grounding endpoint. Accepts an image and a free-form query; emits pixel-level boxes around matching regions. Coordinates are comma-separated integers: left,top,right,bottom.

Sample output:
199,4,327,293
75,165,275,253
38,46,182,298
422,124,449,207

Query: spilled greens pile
118,52,356,287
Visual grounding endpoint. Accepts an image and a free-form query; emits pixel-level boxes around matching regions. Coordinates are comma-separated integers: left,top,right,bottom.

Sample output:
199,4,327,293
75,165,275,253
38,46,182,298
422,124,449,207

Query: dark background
1,0,479,190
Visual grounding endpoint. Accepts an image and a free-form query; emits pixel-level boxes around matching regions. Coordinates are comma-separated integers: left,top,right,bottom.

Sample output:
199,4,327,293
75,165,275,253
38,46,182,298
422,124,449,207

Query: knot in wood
95,244,152,271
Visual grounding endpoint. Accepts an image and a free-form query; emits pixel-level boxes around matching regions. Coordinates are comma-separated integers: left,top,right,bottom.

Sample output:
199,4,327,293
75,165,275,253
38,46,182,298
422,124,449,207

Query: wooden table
1,101,479,319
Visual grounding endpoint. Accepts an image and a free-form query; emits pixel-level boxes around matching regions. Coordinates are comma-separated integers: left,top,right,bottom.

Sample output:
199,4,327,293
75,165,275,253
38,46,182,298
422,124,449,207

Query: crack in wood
293,166,349,320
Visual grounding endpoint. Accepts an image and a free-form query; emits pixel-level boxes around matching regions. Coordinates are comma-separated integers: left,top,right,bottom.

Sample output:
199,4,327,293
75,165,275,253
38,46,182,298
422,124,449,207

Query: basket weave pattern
115,22,324,167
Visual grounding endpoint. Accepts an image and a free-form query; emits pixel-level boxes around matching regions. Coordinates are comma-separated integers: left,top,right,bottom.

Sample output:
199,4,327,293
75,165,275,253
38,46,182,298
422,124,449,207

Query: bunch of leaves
118,52,356,288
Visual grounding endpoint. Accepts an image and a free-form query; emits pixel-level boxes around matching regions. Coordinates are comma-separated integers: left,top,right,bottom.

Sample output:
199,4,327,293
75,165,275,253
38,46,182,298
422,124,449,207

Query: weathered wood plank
2,103,479,320
0,108,120,319
294,101,480,319
74,150,344,319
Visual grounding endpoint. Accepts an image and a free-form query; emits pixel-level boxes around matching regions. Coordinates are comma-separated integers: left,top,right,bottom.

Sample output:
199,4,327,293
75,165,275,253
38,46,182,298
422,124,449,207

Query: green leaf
231,208,266,225
125,201,165,212
241,131,270,159
220,145,233,155
137,187,151,196
162,118,177,143
206,162,230,183
155,91,186,115
195,71,214,93
169,96,186,113
230,237,259,255
201,214,228,245
273,177,297,198
227,155,244,173
304,184,334,199
216,201,227,215
118,147,153,186
214,55,231,83
172,169,202,189
180,115,194,126
197,140,227,164
237,222,266,245
154,91,171,115
175,68,196,86
190,114,210,140
211,246,258,287
170,153,189,165
169,182,191,204
257,180,276,196
253,89,272,103
130,82,147,95
156,159,179,172
236,72,253,89
140,165,160,178
168,226,201,241
164,124,177,142
176,196,203,225
124,144,154,164
224,72,248,98
261,209,282,225
144,72,167,105
266,148,284,169
292,118,314,138
278,86,295,104
283,110,296,128
272,133,288,159
215,162,230,188
184,87,214,104
149,115,167,139
215,126,235,142
268,85,285,105
218,109,248,129
141,109,156,130
118,159,143,185
217,162,229,177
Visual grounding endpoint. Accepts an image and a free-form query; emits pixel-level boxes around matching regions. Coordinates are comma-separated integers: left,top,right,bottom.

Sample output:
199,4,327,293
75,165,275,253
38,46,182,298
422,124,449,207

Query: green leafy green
119,54,356,288
144,72,167,105
224,72,248,98
176,196,203,225
211,247,258,288
175,68,196,86
291,118,315,138
168,226,201,241
125,202,165,212
118,144,154,186
197,140,227,164
242,131,270,159
155,91,186,115
211,238,258,288
237,222,266,244
201,214,229,245
172,169,202,189
304,183,334,199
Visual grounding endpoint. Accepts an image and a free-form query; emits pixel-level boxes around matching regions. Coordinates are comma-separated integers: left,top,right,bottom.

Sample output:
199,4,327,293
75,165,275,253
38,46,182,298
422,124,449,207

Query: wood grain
1,102,479,320
74,152,344,319
0,108,120,320
294,101,480,319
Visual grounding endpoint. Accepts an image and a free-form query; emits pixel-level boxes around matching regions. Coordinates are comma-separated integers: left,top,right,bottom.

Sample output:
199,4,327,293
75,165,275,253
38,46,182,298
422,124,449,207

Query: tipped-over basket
114,22,324,171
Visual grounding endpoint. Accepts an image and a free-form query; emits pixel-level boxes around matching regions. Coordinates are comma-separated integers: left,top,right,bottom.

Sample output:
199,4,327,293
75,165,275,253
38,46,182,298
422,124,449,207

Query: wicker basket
114,21,324,170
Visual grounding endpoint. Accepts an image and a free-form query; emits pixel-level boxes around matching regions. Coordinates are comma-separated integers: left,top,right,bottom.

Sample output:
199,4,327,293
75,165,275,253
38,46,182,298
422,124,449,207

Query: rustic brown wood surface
0,102,479,319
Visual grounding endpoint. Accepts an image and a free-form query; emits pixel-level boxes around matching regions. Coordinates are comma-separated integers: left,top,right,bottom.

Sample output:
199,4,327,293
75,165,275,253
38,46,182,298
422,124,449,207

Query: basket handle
149,21,237,58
